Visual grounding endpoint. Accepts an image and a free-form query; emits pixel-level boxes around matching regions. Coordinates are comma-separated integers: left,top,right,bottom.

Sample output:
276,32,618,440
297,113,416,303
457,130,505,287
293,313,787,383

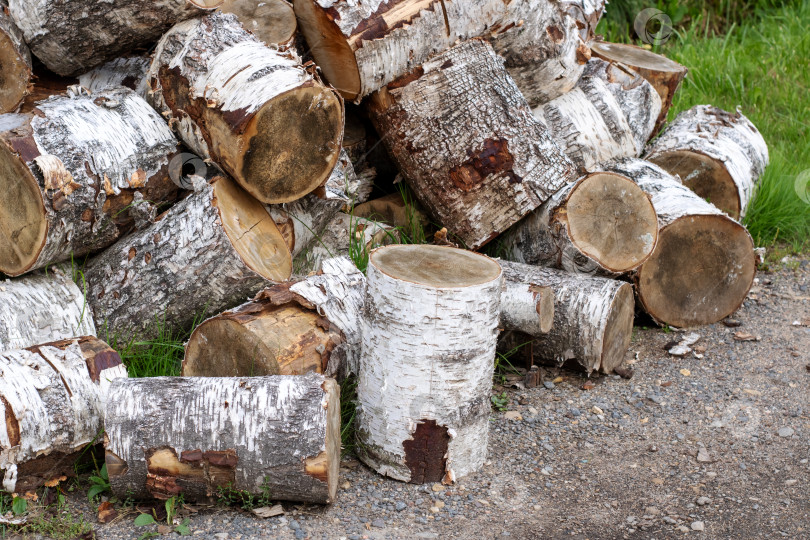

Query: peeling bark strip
148,12,344,204
84,176,291,342
498,261,635,374
0,268,96,352
561,0,606,42
368,39,574,250
78,57,152,100
357,245,502,483
644,105,769,220
6,0,221,76
499,172,659,276
0,337,127,493
0,4,31,113
0,87,182,277
184,257,366,380
533,58,661,173
599,158,756,328
220,0,298,47
104,373,340,503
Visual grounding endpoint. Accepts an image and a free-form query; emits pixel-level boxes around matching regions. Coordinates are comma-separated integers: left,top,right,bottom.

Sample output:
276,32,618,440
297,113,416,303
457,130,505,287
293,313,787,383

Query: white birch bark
500,276,555,337
0,87,182,277
147,12,344,204
0,3,31,113
104,373,340,503
645,105,769,219
357,245,502,484
6,0,221,76
0,337,127,493
78,56,151,100
561,0,606,41
84,176,292,342
0,269,95,352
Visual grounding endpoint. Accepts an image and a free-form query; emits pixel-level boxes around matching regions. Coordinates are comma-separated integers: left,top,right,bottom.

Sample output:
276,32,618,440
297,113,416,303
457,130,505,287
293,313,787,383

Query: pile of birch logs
0,0,768,498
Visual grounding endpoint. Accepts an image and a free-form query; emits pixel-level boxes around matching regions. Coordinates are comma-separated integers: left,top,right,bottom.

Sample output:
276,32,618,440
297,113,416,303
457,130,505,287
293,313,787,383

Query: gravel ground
42,259,810,539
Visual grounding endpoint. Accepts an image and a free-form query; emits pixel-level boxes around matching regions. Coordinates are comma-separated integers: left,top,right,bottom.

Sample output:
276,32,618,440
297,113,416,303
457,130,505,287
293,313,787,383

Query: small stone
669,345,692,357
158,525,173,535
429,506,440,514
434,501,445,509
697,496,711,506
528,407,538,415
677,526,689,533
785,479,798,486
691,521,705,531
214,534,229,540
778,427,795,437
289,519,300,530
591,406,604,415
697,448,713,463
680,369,691,376
372,519,385,528
504,411,523,421
723,318,742,327
395,502,407,512
341,481,351,489
543,381,555,389
432,483,444,492
294,530,306,540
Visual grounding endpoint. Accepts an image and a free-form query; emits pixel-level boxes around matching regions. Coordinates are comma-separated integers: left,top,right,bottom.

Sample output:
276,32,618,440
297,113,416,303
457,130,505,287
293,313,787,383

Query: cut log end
0,34,30,113
370,245,502,289
220,0,297,45
564,172,658,273
0,142,46,276
213,176,292,281
239,85,344,203
600,282,635,373
191,0,225,7
638,213,755,328
321,377,341,502
590,42,685,74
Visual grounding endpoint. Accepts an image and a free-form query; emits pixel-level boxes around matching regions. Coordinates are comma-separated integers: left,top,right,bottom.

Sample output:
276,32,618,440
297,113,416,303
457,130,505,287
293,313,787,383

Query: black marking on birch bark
403,420,449,485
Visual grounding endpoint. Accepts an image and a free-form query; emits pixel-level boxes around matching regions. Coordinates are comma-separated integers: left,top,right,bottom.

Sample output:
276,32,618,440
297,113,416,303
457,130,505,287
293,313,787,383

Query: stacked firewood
0,0,766,500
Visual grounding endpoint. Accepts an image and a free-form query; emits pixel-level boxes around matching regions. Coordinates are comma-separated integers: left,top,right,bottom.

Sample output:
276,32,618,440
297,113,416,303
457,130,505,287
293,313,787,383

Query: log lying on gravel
148,13,344,204
184,257,365,379
221,0,297,47
85,176,291,341
499,260,635,374
645,105,769,219
78,56,151,99
369,39,574,250
6,0,222,76
590,41,687,131
0,3,31,113
500,272,555,337
499,171,658,276
357,245,502,484
599,158,756,328
0,269,96,352
0,337,127,493
105,373,340,503
0,87,182,277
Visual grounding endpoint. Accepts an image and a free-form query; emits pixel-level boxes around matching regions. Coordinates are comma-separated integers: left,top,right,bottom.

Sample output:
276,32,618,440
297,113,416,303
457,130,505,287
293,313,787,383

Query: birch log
220,0,297,47
645,105,769,219
184,257,365,380
498,261,635,374
499,171,658,276
104,373,340,503
357,245,502,484
500,272,555,337
368,39,574,250
562,0,606,41
85,176,291,341
148,13,344,204
78,56,151,100
0,87,182,277
590,41,688,131
6,0,222,76
0,269,95,352
0,3,31,113
0,337,127,493
599,158,756,328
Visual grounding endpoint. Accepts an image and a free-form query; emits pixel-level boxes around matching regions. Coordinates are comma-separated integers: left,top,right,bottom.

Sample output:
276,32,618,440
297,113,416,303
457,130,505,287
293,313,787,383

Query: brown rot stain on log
403,420,449,484
1,395,20,447
145,447,238,499
449,138,522,191
84,350,123,383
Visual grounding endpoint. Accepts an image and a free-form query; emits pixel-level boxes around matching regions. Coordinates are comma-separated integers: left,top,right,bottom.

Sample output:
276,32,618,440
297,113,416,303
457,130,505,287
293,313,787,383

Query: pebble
677,526,690,533
543,381,555,389
395,502,407,512
289,519,300,530
777,427,795,437
691,521,705,531
432,483,444,492
372,518,385,528
214,534,229,540
504,411,523,421
697,497,711,506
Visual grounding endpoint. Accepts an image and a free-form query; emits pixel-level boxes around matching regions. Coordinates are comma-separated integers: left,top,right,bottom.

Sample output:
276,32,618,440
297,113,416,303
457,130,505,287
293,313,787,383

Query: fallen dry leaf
97,501,118,524
581,380,596,391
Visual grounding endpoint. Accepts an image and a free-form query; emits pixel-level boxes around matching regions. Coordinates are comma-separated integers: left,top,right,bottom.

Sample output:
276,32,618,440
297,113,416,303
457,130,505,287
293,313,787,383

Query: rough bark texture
220,0,297,47
645,105,769,219
499,172,658,276
147,12,344,204
0,337,127,493
78,56,151,100
499,272,555,337
534,59,661,173
498,260,635,374
357,245,502,483
0,3,31,113
183,257,365,380
0,269,96,352
104,373,340,504
599,158,756,328
84,176,291,342
0,87,183,277
6,0,221,76
561,0,606,41
368,39,574,250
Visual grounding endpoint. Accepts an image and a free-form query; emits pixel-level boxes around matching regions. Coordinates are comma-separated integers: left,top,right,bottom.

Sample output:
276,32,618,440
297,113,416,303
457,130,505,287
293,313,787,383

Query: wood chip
251,505,284,519
733,331,760,342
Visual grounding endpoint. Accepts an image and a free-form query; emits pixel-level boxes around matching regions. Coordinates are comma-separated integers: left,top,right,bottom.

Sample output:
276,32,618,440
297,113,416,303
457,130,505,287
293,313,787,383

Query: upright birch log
599,158,756,328
148,13,344,204
0,3,31,113
498,261,635,374
499,172,658,276
184,257,365,380
645,105,769,219
220,0,297,47
0,337,127,493
357,245,502,484
6,0,222,77
78,56,151,99
368,39,574,250
0,87,182,277
0,269,96,352
85,176,292,341
104,373,340,504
